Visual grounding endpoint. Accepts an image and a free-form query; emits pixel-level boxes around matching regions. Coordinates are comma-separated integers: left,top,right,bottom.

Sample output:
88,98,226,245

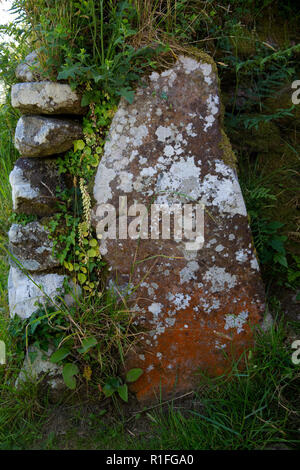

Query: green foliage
9,212,38,226
239,159,289,276
7,287,139,393
62,363,79,390
8,305,68,355
57,99,116,180
102,368,143,402
11,0,164,104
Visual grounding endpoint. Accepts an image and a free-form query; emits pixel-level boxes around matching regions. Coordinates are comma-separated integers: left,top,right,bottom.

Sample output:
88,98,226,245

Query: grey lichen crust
15,51,41,82
9,157,66,216
8,266,81,319
14,115,82,157
8,221,59,272
11,81,86,115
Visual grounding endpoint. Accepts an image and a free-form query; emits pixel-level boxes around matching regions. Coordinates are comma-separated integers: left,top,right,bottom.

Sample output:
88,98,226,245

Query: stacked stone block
8,52,85,320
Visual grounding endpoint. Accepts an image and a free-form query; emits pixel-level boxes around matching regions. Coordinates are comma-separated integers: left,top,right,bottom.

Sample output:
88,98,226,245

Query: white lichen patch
200,161,247,216
203,94,219,132
156,156,201,204
203,266,237,293
179,56,201,74
94,165,116,204
155,126,173,142
9,166,39,210
199,297,220,314
179,261,199,284
235,249,249,263
250,256,260,271
148,302,163,316
168,293,191,311
224,310,249,334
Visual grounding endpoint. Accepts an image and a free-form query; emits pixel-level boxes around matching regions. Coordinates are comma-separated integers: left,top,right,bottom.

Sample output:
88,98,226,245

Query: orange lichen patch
126,291,263,402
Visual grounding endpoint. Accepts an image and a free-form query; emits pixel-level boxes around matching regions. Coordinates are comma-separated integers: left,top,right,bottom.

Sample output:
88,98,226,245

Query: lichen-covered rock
15,51,41,82
14,115,82,157
93,55,265,402
8,266,81,319
11,82,86,115
8,221,58,272
9,157,66,216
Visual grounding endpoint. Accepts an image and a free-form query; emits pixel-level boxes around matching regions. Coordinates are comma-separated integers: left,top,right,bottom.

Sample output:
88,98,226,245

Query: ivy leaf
78,337,97,354
117,384,128,402
50,347,71,363
126,368,143,383
62,363,79,390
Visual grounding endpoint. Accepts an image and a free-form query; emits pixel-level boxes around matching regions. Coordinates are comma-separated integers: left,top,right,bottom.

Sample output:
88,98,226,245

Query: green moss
219,129,237,169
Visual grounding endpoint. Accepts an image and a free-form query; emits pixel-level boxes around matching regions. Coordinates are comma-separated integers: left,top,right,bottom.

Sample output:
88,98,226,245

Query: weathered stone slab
8,267,81,319
8,222,58,272
14,115,82,157
11,82,86,115
9,157,66,216
15,51,41,82
93,55,265,402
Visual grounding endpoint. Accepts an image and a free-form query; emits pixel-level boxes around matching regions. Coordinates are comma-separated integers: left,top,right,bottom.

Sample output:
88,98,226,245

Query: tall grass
0,103,19,341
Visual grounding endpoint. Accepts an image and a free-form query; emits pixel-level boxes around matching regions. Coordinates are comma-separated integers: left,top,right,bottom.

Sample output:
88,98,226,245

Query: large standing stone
14,115,82,157
8,222,58,272
93,55,265,402
15,51,41,82
8,267,81,319
9,157,66,216
11,82,86,115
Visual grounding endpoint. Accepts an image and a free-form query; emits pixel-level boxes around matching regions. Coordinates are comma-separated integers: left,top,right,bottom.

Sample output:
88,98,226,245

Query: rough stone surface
11,81,86,115
93,55,265,402
14,115,82,157
9,157,66,216
8,221,58,272
15,51,41,82
16,346,66,401
8,266,81,319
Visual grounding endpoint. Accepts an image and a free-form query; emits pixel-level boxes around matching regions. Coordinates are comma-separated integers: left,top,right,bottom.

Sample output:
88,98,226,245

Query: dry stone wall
8,52,83,320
